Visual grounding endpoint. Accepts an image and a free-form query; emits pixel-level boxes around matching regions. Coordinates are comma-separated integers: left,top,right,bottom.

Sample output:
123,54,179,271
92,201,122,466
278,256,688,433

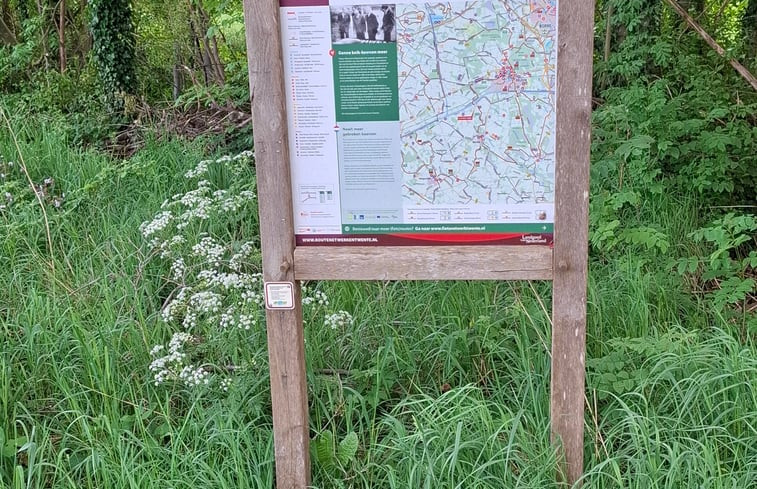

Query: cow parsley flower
140,211,173,238
179,365,209,386
324,311,354,330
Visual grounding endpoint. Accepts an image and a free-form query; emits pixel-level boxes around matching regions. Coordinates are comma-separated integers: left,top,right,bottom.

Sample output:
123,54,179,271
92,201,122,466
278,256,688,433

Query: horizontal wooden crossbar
294,246,553,281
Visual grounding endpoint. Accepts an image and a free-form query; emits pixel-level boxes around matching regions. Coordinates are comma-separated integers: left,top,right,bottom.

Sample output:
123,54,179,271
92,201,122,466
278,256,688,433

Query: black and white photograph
330,4,396,44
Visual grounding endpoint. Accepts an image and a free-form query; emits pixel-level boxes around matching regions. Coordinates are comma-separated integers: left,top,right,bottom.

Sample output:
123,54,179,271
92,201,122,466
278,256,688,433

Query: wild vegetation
1,1,755,487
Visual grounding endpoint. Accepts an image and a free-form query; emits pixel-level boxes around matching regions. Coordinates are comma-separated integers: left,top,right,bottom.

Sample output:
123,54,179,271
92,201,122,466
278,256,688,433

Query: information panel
280,0,557,245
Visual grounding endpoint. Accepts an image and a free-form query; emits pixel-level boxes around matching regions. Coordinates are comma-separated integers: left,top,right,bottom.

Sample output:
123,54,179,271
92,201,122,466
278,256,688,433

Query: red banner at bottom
296,233,553,246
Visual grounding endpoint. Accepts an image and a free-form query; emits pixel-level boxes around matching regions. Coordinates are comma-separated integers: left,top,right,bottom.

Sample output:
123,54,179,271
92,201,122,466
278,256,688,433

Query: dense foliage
590,0,756,315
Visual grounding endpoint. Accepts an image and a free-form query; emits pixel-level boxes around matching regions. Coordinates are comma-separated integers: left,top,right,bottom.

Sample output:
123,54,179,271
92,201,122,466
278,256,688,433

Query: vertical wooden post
243,1,311,488
551,0,594,486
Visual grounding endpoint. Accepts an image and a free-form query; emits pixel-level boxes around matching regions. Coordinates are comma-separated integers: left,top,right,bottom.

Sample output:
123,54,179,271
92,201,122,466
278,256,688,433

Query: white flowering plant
324,310,354,331
0,156,19,215
141,151,349,392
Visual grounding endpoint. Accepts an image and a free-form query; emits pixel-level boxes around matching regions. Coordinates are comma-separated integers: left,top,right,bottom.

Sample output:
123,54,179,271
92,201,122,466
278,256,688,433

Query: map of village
397,1,557,207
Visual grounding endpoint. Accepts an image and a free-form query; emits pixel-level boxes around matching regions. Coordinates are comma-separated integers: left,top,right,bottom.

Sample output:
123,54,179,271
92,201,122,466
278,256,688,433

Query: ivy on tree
90,0,137,114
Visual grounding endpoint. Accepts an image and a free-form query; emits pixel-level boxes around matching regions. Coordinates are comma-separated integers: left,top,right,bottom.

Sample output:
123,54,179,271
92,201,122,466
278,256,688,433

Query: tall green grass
1,109,755,488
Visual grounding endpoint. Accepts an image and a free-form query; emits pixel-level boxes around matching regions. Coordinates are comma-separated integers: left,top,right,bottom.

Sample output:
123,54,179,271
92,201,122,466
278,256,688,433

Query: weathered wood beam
243,1,311,488
295,246,553,281
551,0,594,485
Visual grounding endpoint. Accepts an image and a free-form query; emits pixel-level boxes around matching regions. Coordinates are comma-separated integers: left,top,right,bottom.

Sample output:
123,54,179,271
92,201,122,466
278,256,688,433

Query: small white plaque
264,282,295,310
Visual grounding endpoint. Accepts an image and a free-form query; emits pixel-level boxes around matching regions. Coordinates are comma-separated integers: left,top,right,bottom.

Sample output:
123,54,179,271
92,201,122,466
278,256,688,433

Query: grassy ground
1,109,755,488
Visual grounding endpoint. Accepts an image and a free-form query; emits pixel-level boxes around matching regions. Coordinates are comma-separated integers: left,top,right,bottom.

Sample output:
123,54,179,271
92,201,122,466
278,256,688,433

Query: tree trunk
0,15,15,45
187,6,209,85
197,4,224,86
89,0,137,113
188,0,225,87
59,0,66,73
173,41,184,100
604,4,613,62
208,34,225,86
0,0,16,45
1,0,13,35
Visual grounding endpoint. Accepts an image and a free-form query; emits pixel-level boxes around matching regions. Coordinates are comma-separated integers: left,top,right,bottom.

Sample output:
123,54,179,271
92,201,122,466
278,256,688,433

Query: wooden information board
243,1,594,486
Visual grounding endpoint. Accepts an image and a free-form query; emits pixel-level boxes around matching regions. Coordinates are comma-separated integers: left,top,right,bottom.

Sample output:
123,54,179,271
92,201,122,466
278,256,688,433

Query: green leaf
712,277,756,309
706,107,728,121
312,431,335,470
336,432,358,466
150,421,172,440
2,436,27,458
676,257,696,275
747,317,757,335
610,190,640,210
615,135,655,161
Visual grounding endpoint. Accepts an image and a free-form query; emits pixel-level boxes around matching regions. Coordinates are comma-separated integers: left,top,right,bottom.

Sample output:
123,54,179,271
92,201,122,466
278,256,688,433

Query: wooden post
551,0,594,485
243,1,310,488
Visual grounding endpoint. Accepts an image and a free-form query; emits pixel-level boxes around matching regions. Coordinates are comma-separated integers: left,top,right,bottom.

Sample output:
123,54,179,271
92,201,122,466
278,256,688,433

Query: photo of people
330,4,396,43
